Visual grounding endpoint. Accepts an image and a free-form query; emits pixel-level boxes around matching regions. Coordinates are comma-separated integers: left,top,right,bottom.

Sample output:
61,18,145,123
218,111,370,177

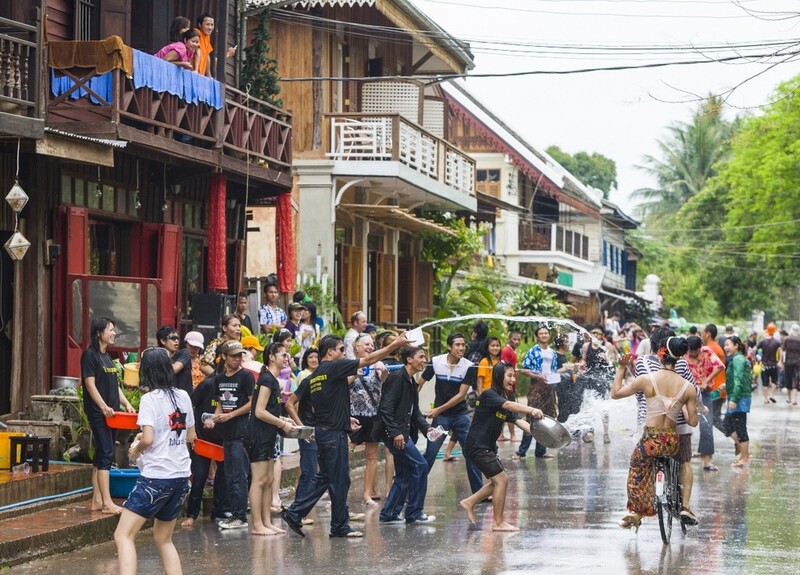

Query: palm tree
633,96,736,223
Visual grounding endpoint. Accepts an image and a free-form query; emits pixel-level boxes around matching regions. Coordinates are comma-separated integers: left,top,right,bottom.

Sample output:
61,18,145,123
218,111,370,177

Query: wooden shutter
339,245,363,321
158,223,182,327
376,253,395,324
63,206,89,376
415,260,433,322
99,0,131,40
396,256,414,324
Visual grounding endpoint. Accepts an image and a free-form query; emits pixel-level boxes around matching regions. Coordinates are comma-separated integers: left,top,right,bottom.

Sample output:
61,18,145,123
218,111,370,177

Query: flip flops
703,465,719,472
330,529,364,538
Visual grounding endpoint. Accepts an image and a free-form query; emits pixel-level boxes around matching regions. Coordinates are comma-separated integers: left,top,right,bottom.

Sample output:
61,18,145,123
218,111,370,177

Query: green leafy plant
241,10,282,108
298,278,346,335
505,284,571,342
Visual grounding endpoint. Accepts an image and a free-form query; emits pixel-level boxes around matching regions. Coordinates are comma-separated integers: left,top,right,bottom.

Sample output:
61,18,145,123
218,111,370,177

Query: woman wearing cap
200,314,242,376
184,331,205,388
285,302,305,338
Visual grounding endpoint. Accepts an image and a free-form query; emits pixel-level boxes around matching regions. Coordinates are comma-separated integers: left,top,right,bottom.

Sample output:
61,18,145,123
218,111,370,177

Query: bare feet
90,501,103,512
363,498,379,507
267,524,286,534
270,505,282,514
460,498,477,525
181,518,195,527
492,522,520,532
251,528,279,536
101,504,123,515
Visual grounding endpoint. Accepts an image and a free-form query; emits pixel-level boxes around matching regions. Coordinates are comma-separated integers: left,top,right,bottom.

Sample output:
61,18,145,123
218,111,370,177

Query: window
75,0,99,41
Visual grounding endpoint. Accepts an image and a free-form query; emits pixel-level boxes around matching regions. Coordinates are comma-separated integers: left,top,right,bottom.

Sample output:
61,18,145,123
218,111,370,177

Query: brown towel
49,35,133,76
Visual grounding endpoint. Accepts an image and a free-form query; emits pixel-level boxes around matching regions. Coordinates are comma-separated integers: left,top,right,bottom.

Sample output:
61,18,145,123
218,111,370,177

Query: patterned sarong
626,427,678,516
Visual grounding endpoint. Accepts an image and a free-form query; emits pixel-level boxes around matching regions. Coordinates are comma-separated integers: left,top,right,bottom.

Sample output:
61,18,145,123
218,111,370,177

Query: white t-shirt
136,388,194,479
343,328,359,360
539,347,560,384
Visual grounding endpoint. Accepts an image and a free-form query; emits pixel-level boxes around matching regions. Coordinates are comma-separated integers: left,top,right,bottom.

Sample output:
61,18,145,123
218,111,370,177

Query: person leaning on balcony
195,12,237,78
155,29,200,71
169,16,191,42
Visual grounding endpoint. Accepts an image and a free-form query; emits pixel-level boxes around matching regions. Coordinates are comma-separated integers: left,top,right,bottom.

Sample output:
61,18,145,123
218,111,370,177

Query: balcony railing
47,44,291,173
326,113,475,196
518,221,589,260
0,15,40,117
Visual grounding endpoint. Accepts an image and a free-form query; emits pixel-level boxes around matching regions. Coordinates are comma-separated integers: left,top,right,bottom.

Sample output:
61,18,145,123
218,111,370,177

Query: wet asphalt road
13,392,800,575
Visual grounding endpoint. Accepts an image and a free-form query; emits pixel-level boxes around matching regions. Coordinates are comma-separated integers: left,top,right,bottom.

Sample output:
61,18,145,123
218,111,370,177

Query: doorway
0,231,13,414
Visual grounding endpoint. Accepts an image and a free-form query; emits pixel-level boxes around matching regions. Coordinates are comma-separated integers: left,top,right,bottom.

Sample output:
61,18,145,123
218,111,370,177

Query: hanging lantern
5,181,28,213
4,230,31,261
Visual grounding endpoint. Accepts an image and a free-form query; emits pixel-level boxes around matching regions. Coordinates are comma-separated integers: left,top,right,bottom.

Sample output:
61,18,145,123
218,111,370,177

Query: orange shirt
477,357,499,392
706,339,727,392
195,29,213,76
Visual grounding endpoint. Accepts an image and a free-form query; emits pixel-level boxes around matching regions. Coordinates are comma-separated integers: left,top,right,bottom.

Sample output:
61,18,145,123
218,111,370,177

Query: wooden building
0,0,292,414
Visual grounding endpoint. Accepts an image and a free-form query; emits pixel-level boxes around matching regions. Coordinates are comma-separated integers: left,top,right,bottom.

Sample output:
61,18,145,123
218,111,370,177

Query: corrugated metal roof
44,127,128,148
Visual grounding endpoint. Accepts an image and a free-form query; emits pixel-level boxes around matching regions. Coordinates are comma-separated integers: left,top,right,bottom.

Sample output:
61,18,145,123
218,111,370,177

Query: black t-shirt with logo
465,389,518,454
215,368,254,441
80,347,120,418
308,359,361,431
294,375,316,426
173,348,193,396
248,370,282,445
191,375,222,444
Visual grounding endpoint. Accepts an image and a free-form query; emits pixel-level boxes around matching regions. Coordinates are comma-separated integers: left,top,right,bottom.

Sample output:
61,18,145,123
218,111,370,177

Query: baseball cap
288,301,306,312
220,341,246,356
241,335,264,351
184,331,204,349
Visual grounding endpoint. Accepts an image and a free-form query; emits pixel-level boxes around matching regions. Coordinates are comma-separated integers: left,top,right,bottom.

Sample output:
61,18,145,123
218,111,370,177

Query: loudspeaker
191,294,236,344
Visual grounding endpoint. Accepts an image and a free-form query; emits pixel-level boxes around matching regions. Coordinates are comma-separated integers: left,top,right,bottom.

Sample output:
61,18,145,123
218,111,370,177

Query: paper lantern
5,181,28,213
4,231,31,261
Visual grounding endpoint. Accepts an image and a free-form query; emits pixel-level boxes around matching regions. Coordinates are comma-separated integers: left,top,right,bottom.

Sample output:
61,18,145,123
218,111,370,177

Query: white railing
327,113,474,196
518,222,590,260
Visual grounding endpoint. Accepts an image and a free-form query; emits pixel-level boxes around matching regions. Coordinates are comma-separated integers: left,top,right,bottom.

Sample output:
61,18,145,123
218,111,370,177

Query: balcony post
30,1,42,118
550,223,557,251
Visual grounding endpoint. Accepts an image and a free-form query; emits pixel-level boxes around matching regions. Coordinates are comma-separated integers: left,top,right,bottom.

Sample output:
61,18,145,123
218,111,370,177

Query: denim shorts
123,476,190,521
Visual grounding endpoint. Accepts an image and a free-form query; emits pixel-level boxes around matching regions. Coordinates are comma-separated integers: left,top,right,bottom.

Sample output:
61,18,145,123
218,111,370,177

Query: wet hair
318,335,343,358
686,335,703,351
170,16,191,42
490,362,514,397
704,323,718,339
554,334,569,348
139,347,177,398
89,317,114,351
293,290,306,303
401,346,425,365
447,332,466,347
156,325,176,346
272,328,292,346
181,29,199,43
196,12,214,27
688,325,698,335
650,326,676,353
536,325,551,337
264,343,286,366
660,336,689,366
301,347,319,370
727,335,746,354
482,336,501,359
472,321,489,341
508,329,521,338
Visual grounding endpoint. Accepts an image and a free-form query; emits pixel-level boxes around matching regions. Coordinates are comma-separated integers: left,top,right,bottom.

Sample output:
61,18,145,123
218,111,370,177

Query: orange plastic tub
194,438,224,461
105,411,140,430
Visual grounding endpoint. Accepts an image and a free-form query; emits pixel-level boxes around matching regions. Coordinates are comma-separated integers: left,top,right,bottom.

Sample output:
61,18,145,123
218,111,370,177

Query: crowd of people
79,297,793,572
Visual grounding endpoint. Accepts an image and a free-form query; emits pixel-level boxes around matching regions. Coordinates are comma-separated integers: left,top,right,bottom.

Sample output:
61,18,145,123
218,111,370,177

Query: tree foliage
505,284,571,341
241,10,282,107
546,146,618,199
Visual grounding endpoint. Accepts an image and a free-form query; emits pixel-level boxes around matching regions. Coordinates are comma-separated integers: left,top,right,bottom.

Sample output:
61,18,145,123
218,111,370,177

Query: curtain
207,173,227,291
276,192,295,293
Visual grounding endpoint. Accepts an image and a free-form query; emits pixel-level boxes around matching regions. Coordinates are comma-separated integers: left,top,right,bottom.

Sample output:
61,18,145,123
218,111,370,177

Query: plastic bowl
105,411,140,430
281,425,314,440
194,438,224,461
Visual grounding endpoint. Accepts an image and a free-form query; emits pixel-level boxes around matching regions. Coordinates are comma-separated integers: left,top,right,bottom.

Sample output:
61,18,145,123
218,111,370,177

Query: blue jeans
185,449,229,520
423,412,483,493
223,439,249,522
697,390,715,456
124,476,189,521
381,437,428,522
295,437,318,504
285,427,352,536
516,433,547,458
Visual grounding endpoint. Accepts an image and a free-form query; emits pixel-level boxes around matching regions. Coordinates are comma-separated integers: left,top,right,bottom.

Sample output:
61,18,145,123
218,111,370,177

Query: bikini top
645,372,691,422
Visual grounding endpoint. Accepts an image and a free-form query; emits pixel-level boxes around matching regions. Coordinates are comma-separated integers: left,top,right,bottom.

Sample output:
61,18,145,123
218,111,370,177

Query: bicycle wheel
656,464,672,544
673,461,687,534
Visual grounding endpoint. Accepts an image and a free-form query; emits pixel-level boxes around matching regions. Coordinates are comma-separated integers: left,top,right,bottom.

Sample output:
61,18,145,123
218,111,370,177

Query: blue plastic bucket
109,468,141,498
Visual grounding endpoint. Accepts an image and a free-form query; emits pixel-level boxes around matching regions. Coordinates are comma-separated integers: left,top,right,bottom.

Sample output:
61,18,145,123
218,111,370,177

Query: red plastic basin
194,438,224,461
105,411,139,430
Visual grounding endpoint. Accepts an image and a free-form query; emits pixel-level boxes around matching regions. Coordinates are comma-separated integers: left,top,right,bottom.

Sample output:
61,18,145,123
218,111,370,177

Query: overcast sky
411,0,800,212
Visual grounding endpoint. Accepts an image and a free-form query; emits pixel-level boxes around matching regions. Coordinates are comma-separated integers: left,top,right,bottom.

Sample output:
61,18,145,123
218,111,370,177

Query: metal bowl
283,425,314,440
52,376,79,390
529,415,572,449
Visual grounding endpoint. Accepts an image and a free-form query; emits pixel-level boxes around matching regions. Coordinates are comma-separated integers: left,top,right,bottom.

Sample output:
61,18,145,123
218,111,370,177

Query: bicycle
653,455,686,544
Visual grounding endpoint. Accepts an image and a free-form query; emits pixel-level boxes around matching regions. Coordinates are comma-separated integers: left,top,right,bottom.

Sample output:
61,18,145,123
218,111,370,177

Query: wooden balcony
46,43,291,186
0,14,44,138
326,113,475,204
519,221,590,261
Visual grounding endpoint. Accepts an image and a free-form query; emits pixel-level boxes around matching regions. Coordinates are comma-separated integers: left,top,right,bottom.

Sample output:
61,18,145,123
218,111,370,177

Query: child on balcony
155,29,200,71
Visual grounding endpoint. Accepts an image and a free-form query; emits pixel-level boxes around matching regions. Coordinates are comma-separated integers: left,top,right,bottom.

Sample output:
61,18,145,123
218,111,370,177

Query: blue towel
132,49,223,110
50,69,112,105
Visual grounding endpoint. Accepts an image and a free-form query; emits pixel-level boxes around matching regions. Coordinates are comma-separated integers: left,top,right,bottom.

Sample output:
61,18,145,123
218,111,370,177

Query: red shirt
500,345,518,367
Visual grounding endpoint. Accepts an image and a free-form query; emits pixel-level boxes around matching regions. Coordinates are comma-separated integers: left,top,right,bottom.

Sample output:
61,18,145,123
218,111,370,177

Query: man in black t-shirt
285,375,317,519
207,341,253,530
182,375,230,526
156,325,193,395
282,333,411,538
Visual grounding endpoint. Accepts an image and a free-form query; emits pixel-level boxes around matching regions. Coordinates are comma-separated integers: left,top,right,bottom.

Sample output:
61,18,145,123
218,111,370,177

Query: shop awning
337,204,457,236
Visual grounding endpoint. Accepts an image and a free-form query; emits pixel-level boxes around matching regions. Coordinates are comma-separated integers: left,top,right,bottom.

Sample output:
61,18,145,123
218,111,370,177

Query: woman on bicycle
610,337,698,531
